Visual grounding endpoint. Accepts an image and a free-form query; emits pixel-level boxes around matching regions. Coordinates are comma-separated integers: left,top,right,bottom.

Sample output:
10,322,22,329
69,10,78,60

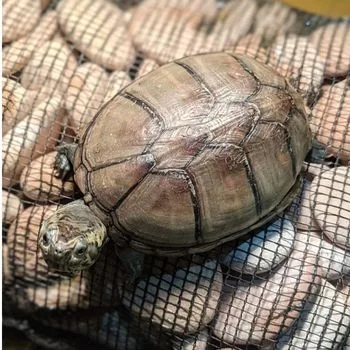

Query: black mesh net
2,0,350,349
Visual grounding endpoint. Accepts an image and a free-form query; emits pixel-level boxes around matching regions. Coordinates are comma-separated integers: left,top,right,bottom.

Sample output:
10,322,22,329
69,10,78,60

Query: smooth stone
269,35,326,99
2,10,58,76
287,180,321,232
276,280,350,349
104,71,131,103
2,95,65,188
303,161,331,182
2,78,42,135
311,80,350,162
4,205,88,311
336,275,350,307
3,0,41,43
2,190,23,224
220,218,295,274
253,1,297,42
120,260,223,334
57,0,135,70
96,311,138,350
310,166,350,250
231,34,268,65
186,0,257,56
172,329,208,350
6,205,61,286
128,0,217,63
213,251,321,345
26,275,87,310
3,244,11,284
20,151,75,202
20,39,78,94
65,62,109,134
293,231,350,280
39,309,144,350
6,209,122,311
82,243,121,308
309,22,350,77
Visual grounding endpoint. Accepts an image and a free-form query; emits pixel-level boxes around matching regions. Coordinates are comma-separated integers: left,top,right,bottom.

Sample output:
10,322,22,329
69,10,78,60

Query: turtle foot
118,249,145,285
306,140,328,164
54,143,77,179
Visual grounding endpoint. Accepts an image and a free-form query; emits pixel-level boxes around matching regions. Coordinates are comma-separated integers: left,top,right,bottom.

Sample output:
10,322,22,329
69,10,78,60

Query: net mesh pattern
2,0,350,349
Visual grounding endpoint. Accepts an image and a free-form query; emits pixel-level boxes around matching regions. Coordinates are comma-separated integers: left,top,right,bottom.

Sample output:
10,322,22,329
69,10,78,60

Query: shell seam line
81,102,111,171
111,167,155,239
226,53,261,99
121,91,165,130
113,164,155,213
175,61,217,106
207,143,262,216
121,91,165,154
151,169,203,244
260,119,297,178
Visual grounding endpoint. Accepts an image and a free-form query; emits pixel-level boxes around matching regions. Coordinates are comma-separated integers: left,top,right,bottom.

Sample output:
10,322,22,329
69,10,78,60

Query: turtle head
38,200,107,274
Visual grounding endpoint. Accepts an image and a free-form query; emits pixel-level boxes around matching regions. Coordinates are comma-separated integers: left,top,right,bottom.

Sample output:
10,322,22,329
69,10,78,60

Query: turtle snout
53,243,65,258
38,226,70,267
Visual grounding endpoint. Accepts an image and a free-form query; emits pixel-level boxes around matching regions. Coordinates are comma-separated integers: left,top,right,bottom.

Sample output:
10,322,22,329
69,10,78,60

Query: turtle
38,52,312,279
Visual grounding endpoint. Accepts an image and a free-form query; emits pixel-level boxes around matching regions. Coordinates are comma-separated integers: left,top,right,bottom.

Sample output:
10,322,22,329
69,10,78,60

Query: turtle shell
73,53,311,255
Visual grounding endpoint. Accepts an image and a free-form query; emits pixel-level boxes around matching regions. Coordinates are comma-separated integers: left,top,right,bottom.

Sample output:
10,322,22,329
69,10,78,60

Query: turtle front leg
305,140,328,164
118,248,145,285
54,142,78,179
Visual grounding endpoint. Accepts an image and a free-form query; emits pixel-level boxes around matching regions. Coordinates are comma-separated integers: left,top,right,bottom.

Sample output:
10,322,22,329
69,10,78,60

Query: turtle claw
54,152,71,179
54,143,77,179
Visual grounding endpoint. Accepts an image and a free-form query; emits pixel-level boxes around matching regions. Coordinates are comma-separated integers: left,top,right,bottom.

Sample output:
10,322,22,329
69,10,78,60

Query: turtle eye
40,227,56,246
76,248,85,256
42,233,49,246
75,243,87,256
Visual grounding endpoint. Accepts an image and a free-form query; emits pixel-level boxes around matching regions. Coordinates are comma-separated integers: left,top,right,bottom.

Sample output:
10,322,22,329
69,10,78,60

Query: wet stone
309,21,350,77
220,218,295,274
213,251,321,345
310,166,350,250
287,180,321,232
120,259,223,334
276,280,350,349
293,230,350,281
311,80,350,162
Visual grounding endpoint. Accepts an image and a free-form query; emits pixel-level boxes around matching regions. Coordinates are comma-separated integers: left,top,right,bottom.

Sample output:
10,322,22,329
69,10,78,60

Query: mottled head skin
38,200,107,274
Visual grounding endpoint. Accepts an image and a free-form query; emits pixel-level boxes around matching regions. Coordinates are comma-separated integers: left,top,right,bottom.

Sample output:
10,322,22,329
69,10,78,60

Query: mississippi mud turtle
38,52,312,277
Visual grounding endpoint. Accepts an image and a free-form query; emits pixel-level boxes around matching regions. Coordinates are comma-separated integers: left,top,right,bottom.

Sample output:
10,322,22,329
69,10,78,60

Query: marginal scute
177,53,257,102
82,96,161,169
245,122,288,146
88,201,110,226
89,154,155,210
250,85,290,123
233,53,286,88
285,107,312,173
187,146,257,240
74,164,88,195
244,133,295,214
124,61,215,129
116,172,196,246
